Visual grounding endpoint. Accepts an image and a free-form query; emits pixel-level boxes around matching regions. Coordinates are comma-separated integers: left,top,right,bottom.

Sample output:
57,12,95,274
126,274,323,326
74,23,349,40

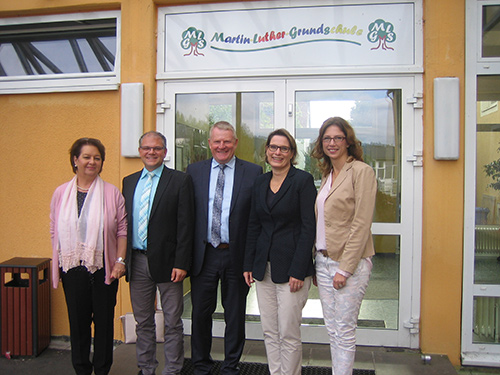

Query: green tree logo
367,19,396,50
181,27,207,56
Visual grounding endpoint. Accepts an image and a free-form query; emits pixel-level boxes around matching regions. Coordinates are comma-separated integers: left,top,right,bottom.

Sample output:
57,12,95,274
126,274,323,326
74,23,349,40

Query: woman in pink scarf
50,138,127,375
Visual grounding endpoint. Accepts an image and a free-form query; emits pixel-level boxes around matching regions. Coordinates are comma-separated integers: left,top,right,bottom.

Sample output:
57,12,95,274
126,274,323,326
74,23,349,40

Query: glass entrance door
158,75,422,348
286,77,421,348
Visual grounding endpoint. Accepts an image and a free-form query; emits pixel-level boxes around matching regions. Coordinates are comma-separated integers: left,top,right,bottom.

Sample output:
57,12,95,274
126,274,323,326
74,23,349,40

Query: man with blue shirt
187,122,263,375
123,131,194,375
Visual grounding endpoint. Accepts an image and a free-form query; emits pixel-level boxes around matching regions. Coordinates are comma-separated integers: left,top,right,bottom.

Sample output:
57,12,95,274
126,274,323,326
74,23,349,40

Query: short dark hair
69,138,106,174
139,131,167,149
265,128,297,165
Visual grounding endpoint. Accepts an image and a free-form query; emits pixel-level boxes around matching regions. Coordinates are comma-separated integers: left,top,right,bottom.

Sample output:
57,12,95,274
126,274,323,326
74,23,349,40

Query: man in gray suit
123,131,194,375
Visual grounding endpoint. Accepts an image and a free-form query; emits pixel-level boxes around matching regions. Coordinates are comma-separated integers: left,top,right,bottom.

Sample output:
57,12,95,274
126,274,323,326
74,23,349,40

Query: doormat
180,359,375,375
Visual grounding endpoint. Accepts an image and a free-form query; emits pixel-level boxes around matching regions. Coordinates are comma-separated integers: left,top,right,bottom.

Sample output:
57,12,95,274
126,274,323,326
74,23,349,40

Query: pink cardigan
50,179,128,288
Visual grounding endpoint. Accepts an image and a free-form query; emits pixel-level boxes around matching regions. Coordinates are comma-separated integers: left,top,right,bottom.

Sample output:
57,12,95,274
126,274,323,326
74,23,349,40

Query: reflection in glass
185,235,401,331
482,5,500,58
361,235,400,330
294,89,402,223
299,235,400,330
475,76,500,284
0,19,117,76
175,92,274,171
176,89,401,333
473,296,500,344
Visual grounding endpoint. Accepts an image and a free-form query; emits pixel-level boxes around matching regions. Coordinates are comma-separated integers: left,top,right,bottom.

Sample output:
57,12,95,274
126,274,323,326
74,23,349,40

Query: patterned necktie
211,164,226,248
138,172,155,242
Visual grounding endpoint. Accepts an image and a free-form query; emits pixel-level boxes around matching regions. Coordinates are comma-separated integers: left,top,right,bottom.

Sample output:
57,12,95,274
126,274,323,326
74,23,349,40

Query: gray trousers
130,251,184,375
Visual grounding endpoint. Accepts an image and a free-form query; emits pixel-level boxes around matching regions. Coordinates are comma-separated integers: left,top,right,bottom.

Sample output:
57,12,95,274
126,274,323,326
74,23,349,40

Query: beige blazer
316,158,377,274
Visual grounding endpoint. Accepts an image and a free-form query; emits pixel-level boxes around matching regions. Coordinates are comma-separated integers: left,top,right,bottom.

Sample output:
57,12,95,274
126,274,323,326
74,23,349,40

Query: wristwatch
115,257,126,265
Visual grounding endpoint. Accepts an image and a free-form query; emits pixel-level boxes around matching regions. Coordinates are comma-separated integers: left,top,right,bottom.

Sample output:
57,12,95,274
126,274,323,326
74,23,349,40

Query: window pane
482,5,500,58
362,235,400,330
475,75,500,284
175,92,274,171
0,19,116,76
294,89,402,223
473,296,500,344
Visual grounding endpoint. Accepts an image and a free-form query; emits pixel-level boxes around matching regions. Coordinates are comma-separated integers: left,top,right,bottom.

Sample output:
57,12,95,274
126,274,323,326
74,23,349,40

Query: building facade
0,0,495,368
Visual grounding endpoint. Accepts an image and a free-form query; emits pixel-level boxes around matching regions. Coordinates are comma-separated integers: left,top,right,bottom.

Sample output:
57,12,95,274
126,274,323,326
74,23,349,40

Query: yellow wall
420,0,465,365
0,0,468,364
0,0,233,343
0,0,138,340
0,91,123,335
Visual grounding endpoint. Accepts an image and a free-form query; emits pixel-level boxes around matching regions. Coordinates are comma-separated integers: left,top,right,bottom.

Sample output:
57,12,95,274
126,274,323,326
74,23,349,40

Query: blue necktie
211,164,226,247
138,172,154,242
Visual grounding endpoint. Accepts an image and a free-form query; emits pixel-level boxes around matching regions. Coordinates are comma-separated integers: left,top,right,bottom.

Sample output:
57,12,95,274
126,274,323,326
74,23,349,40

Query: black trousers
61,267,118,375
190,245,249,375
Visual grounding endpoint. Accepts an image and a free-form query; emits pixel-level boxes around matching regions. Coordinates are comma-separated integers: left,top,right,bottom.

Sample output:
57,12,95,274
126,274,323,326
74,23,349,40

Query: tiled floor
458,366,500,375
3,254,500,374
3,335,500,374
0,335,459,375
112,337,500,375
102,336,462,375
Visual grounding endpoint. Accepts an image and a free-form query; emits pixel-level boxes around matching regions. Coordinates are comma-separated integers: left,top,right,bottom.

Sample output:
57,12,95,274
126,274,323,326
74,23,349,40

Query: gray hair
209,121,237,140
139,131,167,149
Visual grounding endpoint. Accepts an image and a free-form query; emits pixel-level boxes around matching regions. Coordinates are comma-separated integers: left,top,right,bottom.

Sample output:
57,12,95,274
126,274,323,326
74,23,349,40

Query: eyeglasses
322,136,346,144
140,146,165,152
267,144,291,153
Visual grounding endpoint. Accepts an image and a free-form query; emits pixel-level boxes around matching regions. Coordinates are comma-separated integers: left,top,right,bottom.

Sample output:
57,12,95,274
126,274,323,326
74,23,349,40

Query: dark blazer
186,157,263,277
122,166,194,283
244,166,316,284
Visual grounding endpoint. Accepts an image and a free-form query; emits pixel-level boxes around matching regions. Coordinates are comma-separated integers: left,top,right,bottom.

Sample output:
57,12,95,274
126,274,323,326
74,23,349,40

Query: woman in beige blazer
312,117,377,375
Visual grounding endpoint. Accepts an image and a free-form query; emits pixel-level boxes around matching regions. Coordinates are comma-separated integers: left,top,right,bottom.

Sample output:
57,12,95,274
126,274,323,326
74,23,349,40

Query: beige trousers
255,262,312,375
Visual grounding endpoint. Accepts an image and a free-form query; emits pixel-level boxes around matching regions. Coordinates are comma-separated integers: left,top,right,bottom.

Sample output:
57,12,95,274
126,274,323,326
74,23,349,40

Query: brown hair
311,117,363,176
69,138,106,174
265,128,297,165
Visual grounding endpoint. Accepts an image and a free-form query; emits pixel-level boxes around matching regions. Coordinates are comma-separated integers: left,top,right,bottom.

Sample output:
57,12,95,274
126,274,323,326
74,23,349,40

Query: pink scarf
56,175,104,273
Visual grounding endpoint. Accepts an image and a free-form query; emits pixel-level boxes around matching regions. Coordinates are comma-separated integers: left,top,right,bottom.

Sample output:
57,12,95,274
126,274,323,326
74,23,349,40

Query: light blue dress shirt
132,166,163,250
207,157,235,245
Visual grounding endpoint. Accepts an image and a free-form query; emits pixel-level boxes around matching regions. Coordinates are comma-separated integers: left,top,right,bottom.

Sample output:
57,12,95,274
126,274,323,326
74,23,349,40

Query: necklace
270,170,288,193
77,185,89,192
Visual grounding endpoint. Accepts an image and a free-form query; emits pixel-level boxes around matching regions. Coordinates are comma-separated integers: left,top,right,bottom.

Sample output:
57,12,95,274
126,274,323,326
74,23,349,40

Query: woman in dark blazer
244,128,316,375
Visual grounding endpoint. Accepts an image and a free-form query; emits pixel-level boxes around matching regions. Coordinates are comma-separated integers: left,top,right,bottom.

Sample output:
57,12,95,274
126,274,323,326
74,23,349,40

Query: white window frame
0,11,121,94
463,0,500,367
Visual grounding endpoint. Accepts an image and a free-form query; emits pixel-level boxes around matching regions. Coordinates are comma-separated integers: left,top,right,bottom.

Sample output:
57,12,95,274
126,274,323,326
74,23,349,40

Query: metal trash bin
0,257,51,357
